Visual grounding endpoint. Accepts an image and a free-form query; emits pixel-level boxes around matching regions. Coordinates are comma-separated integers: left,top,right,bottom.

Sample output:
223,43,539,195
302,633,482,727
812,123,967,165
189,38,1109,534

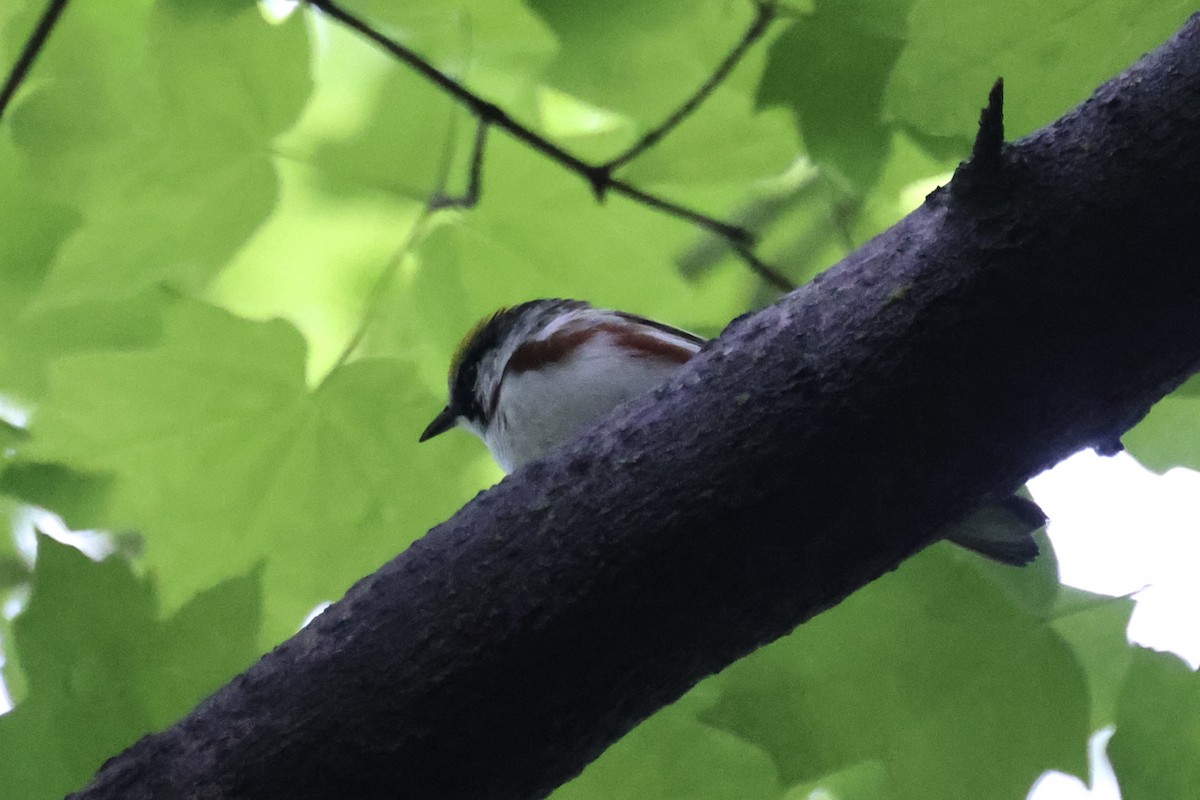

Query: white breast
483,335,693,472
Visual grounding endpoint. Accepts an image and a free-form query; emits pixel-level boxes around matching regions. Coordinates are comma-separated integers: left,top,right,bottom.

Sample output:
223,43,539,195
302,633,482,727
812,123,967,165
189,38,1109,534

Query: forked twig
305,0,794,291
600,1,778,175
430,118,489,211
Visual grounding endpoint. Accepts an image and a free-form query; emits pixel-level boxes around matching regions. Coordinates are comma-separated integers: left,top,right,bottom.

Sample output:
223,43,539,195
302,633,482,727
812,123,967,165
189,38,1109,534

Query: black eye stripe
449,307,518,423
446,299,590,425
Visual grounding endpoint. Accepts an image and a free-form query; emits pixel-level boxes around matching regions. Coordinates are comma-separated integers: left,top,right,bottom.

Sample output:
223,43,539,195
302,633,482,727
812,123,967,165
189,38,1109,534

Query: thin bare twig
306,0,600,181
600,1,778,175
731,241,796,292
305,0,795,291
0,0,70,122
430,119,489,211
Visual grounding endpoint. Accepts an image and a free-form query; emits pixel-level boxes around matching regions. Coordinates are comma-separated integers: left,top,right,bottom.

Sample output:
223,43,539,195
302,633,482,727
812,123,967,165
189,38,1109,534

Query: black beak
419,406,457,442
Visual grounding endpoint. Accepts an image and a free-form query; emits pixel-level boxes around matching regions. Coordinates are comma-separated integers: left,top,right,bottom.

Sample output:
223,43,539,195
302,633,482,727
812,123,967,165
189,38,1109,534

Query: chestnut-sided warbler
420,298,1042,565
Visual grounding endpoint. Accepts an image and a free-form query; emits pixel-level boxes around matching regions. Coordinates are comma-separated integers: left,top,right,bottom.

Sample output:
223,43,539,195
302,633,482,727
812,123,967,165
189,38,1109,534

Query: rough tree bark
73,15,1200,800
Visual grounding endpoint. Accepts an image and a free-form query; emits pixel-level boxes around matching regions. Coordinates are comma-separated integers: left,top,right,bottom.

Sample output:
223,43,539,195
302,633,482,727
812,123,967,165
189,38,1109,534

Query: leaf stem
323,102,466,382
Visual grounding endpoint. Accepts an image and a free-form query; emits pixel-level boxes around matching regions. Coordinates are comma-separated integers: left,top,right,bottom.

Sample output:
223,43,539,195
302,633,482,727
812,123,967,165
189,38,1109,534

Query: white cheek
460,417,485,439
479,425,516,474
458,417,515,473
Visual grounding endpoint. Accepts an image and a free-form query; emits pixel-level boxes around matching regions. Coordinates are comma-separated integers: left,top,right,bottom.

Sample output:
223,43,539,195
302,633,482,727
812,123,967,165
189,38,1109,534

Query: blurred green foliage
0,0,1196,797
1109,647,1200,800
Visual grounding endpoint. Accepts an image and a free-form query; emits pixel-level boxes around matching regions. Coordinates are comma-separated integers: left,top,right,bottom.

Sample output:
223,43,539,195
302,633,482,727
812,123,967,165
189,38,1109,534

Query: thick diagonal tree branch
72,15,1200,800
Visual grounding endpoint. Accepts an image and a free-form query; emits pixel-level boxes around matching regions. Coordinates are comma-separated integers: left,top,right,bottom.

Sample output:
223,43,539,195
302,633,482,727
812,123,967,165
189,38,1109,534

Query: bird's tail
942,494,1045,566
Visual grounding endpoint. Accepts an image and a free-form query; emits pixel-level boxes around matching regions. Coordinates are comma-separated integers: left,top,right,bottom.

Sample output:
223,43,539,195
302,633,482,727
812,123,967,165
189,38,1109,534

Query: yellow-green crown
448,308,508,386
